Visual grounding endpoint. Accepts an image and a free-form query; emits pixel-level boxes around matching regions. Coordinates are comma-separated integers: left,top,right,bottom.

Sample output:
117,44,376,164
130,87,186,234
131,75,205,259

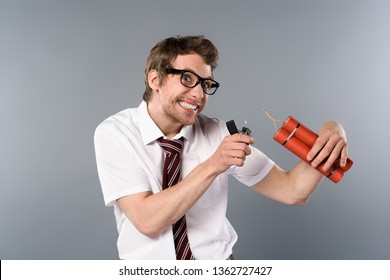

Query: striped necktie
158,137,195,260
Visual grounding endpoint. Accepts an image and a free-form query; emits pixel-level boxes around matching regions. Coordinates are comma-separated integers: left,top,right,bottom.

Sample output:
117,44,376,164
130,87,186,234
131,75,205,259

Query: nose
190,82,205,100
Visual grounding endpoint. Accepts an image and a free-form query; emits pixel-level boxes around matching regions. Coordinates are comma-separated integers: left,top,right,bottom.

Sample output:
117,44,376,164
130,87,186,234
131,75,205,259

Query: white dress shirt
94,101,274,259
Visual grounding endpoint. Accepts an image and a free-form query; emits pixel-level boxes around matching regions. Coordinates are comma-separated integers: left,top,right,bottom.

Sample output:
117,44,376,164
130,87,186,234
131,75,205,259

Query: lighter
226,120,252,136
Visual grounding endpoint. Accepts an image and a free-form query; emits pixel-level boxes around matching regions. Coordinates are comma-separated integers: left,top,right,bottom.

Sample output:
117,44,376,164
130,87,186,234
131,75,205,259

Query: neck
147,101,183,138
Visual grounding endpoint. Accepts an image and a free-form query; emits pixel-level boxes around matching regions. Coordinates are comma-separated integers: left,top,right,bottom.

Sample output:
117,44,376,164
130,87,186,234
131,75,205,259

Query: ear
147,69,160,92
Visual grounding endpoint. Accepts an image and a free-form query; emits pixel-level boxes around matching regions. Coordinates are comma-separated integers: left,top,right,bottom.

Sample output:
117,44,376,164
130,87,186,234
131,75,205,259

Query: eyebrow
181,68,214,80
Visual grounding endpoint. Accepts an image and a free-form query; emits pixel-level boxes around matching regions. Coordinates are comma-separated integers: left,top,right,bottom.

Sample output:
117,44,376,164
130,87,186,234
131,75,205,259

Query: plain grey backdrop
1,0,389,259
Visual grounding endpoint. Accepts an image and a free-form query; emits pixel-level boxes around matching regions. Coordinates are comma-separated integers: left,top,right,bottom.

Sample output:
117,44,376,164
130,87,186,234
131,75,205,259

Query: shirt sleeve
94,122,152,207
217,119,275,186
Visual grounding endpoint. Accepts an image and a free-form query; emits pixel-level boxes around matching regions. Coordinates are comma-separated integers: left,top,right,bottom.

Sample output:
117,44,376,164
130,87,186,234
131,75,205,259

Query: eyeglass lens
180,71,217,94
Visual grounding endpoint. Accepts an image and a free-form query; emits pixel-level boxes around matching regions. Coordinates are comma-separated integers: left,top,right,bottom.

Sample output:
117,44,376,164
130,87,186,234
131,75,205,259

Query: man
94,35,349,260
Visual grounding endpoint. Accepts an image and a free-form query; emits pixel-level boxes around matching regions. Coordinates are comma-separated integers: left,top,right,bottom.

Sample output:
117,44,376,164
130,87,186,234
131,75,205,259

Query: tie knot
157,137,184,155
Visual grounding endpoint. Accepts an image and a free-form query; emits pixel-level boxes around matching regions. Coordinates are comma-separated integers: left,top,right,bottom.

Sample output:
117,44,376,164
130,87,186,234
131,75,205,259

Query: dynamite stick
262,109,353,183
281,116,353,172
274,128,344,183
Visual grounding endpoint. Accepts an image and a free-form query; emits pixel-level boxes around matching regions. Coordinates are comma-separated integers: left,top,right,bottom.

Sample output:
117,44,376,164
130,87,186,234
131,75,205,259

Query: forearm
118,133,254,238
252,161,323,205
118,157,220,238
286,160,324,204
138,133,253,233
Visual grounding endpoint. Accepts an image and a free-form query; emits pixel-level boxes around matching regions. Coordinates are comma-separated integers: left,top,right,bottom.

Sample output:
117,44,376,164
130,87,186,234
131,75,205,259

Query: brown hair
143,35,219,102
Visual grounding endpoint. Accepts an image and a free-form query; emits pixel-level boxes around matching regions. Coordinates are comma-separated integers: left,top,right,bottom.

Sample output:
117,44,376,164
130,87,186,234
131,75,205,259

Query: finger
322,138,345,171
222,144,251,167
230,133,254,145
307,133,331,162
230,157,245,167
244,144,252,156
310,134,340,168
340,143,349,167
231,150,247,160
225,141,253,156
221,151,246,167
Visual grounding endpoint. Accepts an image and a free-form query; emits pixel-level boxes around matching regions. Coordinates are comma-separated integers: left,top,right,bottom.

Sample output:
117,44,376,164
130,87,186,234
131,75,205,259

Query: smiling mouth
179,101,199,111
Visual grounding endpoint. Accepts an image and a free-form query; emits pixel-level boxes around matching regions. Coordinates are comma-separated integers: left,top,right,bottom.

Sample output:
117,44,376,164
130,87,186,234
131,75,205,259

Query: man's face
150,53,212,133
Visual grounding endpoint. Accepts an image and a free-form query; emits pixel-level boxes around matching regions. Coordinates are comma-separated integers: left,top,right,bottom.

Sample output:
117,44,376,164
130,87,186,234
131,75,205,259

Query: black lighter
226,120,251,136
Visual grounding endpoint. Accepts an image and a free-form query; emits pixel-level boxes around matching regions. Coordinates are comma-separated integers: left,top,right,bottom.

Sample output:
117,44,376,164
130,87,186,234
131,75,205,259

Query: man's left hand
306,121,349,171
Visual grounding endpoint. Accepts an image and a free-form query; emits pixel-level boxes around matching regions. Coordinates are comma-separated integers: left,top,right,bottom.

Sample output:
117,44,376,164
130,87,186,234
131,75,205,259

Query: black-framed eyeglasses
165,68,220,95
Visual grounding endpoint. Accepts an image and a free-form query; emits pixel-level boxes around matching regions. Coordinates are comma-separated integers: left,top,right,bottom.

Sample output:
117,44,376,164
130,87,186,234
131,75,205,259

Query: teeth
179,102,198,110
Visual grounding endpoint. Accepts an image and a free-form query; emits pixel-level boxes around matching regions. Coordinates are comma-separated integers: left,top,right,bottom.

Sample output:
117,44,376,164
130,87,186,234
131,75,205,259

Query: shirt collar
137,101,195,145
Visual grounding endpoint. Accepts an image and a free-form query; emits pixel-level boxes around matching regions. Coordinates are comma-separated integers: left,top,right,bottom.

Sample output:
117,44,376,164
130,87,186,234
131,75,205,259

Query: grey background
1,0,389,260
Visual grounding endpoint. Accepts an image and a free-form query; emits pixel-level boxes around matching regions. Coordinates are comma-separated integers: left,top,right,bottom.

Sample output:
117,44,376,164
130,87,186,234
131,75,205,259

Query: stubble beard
162,98,201,127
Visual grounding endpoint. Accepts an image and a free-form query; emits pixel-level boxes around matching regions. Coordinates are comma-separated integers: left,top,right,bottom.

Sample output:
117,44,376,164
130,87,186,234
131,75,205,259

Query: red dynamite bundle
273,116,353,183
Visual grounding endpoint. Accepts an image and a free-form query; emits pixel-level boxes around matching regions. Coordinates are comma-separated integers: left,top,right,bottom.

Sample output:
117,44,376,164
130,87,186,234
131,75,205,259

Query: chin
181,117,197,126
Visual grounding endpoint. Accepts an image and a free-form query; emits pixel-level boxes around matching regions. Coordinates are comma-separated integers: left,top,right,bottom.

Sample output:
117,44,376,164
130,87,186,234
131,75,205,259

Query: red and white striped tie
158,137,195,260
